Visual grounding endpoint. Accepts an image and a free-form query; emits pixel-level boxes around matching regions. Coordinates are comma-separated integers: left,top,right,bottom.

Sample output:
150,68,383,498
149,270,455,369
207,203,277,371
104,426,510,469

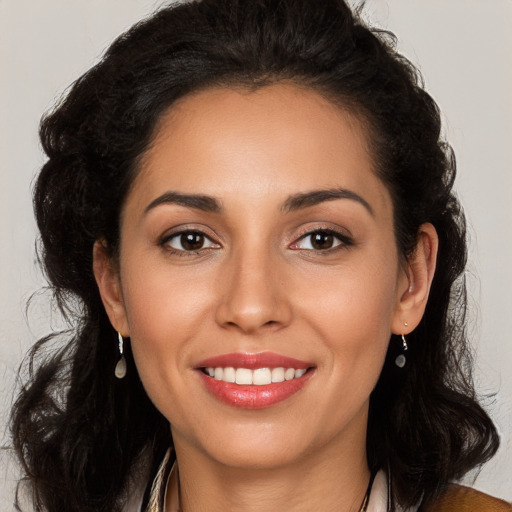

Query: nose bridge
216,240,290,333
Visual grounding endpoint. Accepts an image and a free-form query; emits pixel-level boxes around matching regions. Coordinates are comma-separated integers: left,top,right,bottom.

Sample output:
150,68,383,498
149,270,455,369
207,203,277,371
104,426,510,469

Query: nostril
215,286,293,333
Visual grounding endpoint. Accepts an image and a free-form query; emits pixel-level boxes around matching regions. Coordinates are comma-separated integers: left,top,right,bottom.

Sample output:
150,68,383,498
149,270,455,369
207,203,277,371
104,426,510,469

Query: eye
163,230,219,252
292,229,349,251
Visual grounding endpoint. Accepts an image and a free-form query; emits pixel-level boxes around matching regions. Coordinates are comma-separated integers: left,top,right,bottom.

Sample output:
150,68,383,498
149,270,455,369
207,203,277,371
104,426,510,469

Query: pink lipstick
195,352,314,409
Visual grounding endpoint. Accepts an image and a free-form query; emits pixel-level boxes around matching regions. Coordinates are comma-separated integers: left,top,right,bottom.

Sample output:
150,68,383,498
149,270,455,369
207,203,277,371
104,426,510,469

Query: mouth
201,366,308,385
195,353,315,409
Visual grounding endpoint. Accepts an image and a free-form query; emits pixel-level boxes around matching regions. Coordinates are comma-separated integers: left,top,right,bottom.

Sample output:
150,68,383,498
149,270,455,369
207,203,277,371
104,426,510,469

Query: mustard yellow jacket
423,485,511,512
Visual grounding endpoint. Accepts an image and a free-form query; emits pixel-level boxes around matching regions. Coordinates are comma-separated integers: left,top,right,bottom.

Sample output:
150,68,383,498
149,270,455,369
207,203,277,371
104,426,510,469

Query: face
97,84,423,471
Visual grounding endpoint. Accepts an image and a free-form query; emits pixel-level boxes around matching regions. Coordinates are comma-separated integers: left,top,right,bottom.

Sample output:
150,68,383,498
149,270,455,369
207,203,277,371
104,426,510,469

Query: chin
208,442,307,470
188,421,313,470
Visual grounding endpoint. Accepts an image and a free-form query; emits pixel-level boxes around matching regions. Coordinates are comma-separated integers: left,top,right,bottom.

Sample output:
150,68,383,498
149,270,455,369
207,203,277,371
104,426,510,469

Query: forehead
129,83,390,215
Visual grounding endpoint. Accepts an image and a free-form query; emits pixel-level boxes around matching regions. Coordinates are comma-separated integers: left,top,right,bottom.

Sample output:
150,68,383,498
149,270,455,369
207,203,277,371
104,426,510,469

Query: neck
170,427,370,512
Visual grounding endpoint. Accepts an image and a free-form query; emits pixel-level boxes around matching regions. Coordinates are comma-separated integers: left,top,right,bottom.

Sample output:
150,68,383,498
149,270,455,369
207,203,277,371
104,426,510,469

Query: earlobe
92,240,130,336
392,223,438,334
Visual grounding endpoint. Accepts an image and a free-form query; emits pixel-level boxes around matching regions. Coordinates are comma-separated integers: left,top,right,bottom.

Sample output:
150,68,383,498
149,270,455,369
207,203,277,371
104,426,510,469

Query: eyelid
159,225,221,253
289,226,353,251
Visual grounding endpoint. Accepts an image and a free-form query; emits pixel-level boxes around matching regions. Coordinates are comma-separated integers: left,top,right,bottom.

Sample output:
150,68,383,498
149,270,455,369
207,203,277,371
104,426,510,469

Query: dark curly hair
11,0,499,510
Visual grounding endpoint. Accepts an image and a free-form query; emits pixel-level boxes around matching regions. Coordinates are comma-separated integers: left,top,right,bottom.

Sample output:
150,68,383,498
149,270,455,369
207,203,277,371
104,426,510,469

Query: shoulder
422,484,511,512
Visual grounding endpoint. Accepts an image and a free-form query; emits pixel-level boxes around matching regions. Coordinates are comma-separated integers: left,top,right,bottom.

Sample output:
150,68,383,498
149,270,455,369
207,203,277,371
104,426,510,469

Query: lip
195,352,315,409
196,352,312,370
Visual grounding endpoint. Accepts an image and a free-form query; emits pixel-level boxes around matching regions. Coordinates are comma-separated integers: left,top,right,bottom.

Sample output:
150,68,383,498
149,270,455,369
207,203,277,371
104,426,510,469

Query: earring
115,332,127,379
395,333,408,368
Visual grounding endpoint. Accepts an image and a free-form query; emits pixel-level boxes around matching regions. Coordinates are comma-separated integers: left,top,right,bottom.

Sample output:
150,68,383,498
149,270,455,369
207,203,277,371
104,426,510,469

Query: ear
391,223,438,334
92,240,130,337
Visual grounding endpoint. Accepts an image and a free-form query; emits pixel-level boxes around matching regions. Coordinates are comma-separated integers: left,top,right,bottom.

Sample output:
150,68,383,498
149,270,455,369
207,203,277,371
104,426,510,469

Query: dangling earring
395,333,408,368
115,332,127,379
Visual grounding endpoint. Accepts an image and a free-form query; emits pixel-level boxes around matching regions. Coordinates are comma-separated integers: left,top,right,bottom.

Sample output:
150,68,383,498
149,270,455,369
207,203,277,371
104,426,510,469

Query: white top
130,449,416,512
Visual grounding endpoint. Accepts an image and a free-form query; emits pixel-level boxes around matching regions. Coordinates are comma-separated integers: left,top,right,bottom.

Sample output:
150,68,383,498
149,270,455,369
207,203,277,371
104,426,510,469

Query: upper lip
196,352,313,370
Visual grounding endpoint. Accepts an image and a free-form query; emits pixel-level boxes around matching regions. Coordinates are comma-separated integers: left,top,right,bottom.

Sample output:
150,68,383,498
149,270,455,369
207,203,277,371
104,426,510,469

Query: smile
196,353,314,409
202,366,307,385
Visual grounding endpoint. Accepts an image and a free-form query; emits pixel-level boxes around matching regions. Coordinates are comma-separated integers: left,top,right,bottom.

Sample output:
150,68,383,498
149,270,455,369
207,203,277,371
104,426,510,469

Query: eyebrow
281,188,374,216
144,187,374,217
144,191,223,214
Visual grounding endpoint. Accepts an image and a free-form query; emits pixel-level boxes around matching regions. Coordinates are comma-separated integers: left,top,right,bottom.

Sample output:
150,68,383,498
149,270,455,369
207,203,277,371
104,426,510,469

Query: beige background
1,0,511,508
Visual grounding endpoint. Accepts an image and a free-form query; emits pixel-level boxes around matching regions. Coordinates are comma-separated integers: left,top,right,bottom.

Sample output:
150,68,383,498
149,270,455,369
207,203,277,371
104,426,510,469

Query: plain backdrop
1,0,511,508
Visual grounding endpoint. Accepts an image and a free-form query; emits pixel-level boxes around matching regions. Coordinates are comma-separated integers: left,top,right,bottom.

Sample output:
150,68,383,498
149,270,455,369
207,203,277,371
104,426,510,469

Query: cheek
119,260,214,398
122,256,212,335
293,261,397,423
293,256,399,371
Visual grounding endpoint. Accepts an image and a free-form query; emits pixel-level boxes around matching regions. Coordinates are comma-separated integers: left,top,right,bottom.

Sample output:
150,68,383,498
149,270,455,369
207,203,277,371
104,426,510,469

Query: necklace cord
359,470,378,512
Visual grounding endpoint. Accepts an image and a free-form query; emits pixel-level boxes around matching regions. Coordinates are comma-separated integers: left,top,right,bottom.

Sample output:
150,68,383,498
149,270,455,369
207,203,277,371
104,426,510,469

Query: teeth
271,367,285,383
284,368,295,380
253,368,272,385
223,367,236,383
204,366,308,385
235,368,253,385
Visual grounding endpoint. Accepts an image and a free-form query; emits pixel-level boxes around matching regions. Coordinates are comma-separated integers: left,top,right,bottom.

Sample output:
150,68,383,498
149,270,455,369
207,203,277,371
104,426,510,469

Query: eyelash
291,228,353,254
159,227,353,256
159,230,220,257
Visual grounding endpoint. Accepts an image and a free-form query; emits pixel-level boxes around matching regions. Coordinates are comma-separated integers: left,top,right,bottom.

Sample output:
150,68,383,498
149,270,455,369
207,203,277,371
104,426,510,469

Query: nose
215,247,292,334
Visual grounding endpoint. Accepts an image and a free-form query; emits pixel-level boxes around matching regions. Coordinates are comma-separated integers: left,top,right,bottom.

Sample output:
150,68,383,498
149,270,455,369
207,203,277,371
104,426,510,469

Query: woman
10,0,511,510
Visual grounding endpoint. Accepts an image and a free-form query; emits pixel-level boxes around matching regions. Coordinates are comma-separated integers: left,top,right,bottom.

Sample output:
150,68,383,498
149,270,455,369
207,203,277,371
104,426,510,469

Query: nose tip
215,260,292,334
221,301,281,334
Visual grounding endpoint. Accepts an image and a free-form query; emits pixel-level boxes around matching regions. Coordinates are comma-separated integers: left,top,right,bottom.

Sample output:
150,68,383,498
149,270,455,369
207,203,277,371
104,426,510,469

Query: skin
94,84,438,511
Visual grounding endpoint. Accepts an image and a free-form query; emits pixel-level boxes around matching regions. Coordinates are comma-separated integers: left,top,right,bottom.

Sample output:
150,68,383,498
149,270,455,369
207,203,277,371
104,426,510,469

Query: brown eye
181,232,205,250
292,229,349,251
164,230,219,252
310,232,334,250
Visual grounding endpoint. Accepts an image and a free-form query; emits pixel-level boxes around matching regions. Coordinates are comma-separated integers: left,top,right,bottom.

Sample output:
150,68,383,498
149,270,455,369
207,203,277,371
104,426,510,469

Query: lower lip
197,370,313,409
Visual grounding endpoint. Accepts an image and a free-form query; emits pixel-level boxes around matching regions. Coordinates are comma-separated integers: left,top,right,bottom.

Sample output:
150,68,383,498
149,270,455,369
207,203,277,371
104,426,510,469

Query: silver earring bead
395,333,408,368
115,332,127,379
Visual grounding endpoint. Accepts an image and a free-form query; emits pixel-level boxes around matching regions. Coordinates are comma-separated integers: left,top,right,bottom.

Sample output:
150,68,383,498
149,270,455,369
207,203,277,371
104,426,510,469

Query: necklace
359,470,377,512
146,450,379,512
